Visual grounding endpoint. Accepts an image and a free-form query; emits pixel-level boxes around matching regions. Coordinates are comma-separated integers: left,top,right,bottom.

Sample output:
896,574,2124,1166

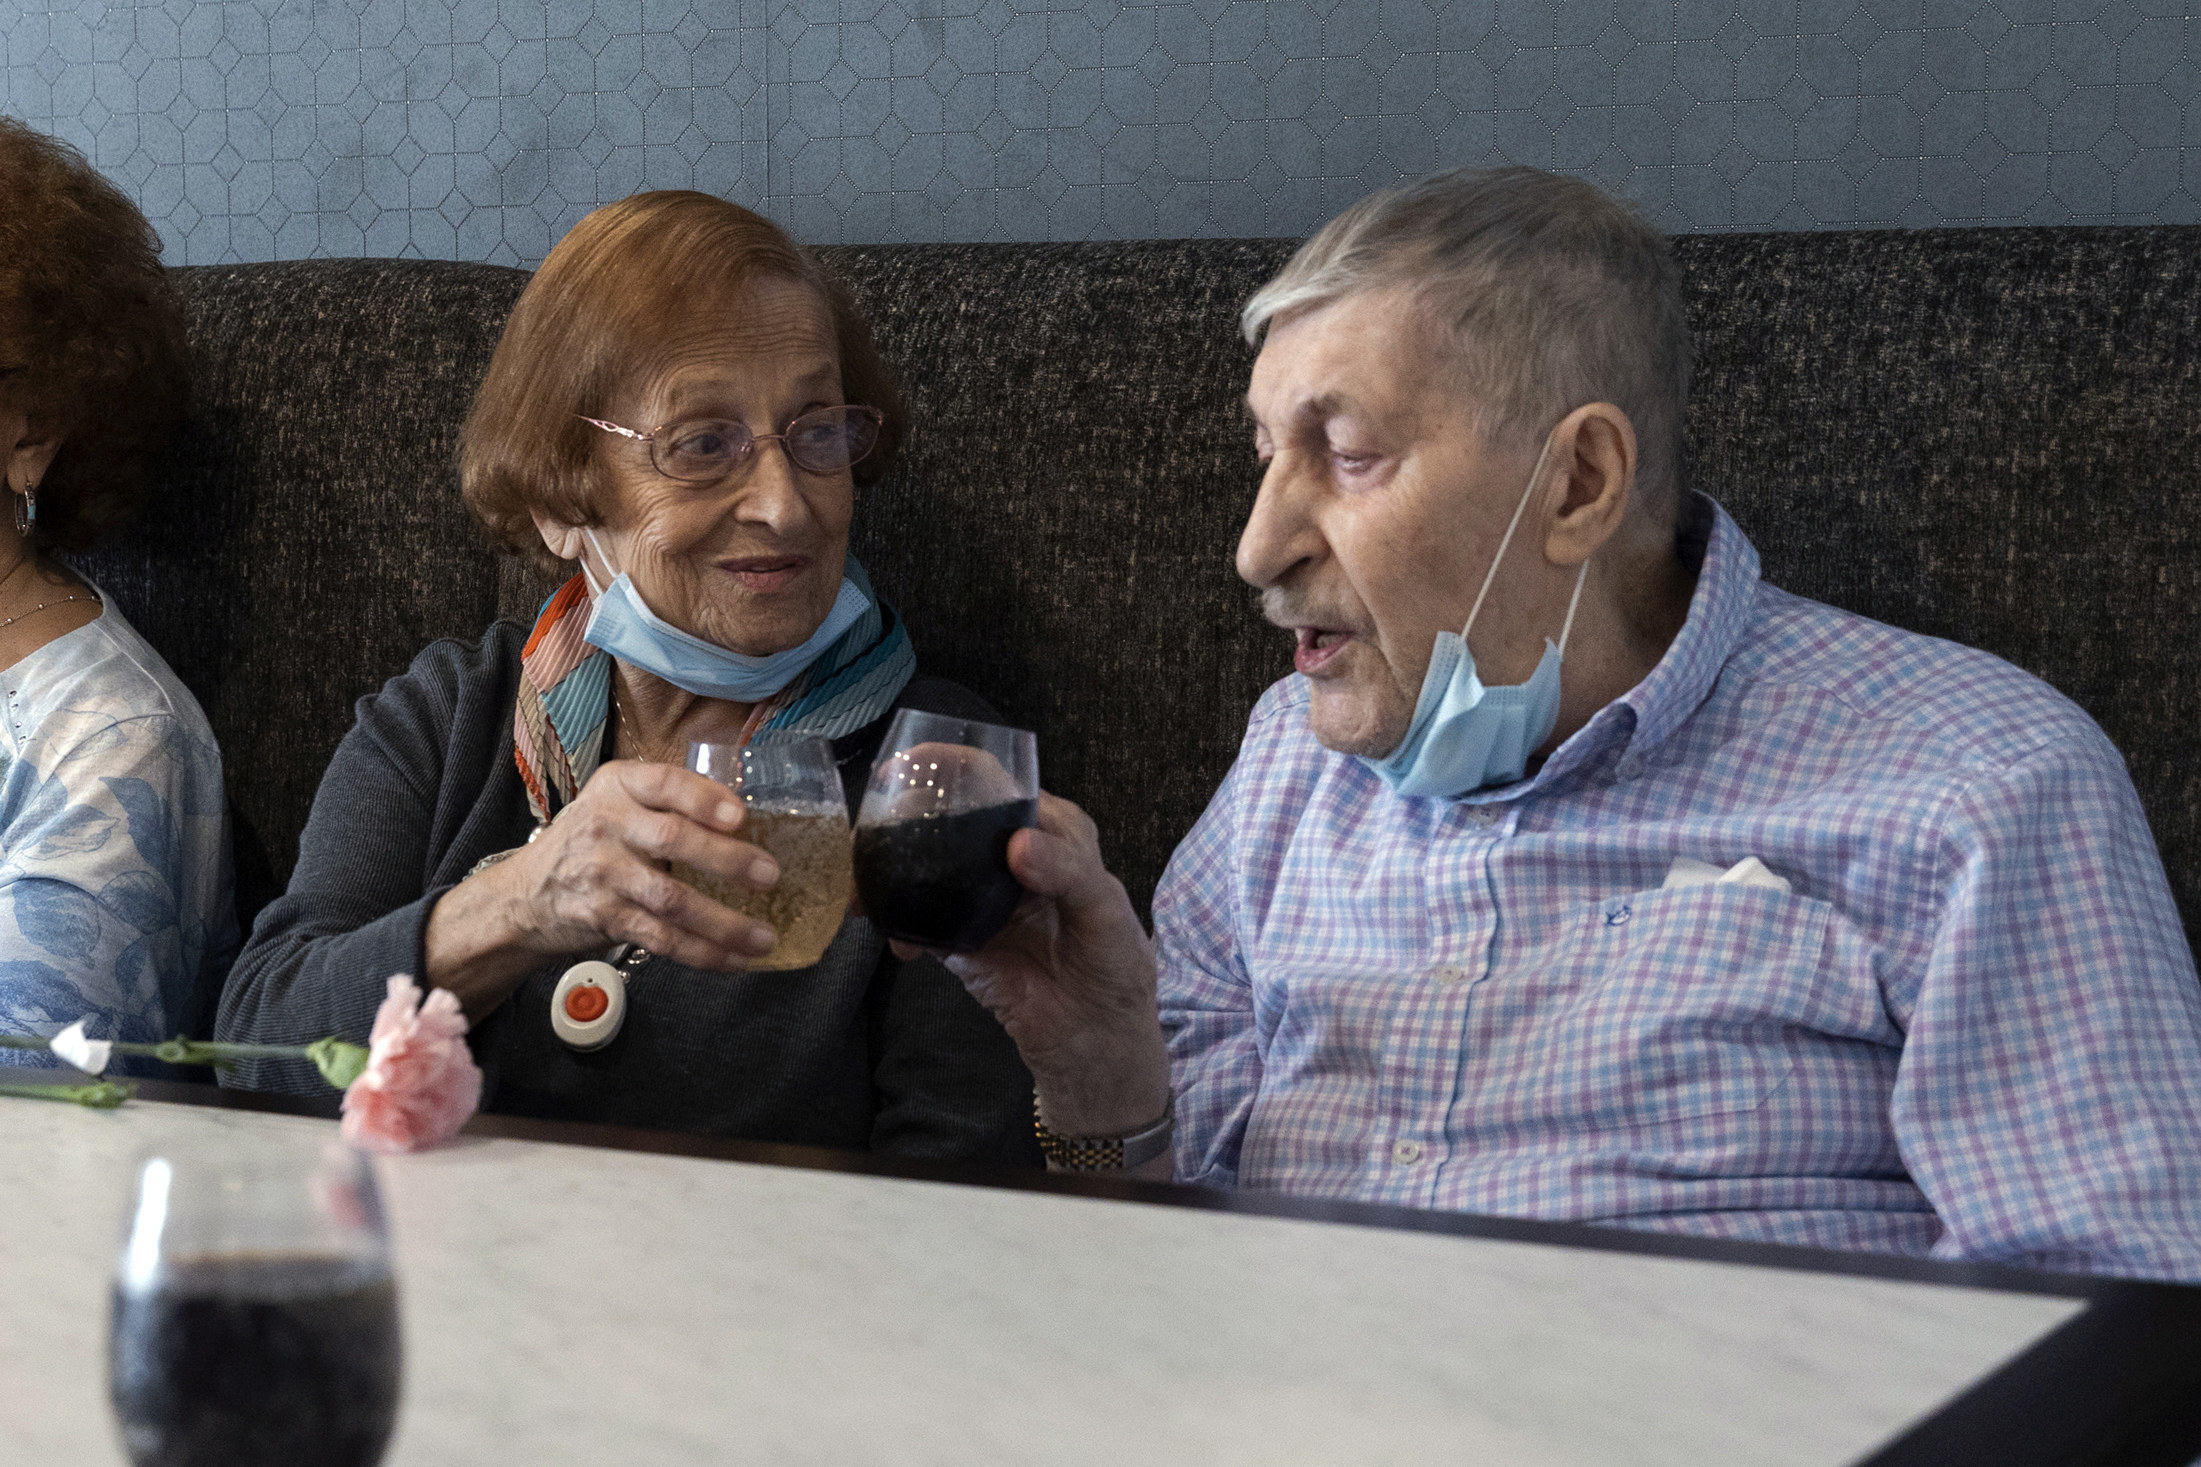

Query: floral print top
0,595,235,1073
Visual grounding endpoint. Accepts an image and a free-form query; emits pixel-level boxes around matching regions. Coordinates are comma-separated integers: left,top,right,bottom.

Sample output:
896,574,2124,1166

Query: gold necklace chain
0,550,102,633
610,682,640,761
0,590,97,632
609,681,667,765
608,674,780,766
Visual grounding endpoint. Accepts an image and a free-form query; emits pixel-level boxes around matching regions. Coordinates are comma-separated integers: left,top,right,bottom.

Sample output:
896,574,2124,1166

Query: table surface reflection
2,1080,2196,1467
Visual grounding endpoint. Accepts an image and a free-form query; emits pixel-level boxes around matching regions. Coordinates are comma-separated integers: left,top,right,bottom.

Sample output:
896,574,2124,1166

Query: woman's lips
718,556,807,592
1294,627,1354,675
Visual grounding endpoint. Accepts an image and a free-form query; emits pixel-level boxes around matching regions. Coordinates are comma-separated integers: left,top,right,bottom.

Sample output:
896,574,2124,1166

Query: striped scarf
511,557,916,825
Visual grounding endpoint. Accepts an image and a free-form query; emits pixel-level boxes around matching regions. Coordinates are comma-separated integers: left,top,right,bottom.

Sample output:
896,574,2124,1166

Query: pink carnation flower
340,975,483,1154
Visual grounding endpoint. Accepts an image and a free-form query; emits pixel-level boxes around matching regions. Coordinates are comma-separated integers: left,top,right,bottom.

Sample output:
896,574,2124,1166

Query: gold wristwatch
1033,1092,1175,1172
464,822,550,881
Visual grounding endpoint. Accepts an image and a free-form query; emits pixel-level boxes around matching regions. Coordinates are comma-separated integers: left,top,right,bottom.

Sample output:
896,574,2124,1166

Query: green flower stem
0,1034,309,1063
132,1041,306,1059
0,1079,135,1108
0,1034,370,1090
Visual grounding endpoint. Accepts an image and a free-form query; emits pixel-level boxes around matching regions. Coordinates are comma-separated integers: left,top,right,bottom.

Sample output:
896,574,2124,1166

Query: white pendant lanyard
551,942,648,1051
463,823,633,1048
541,649,777,1053
472,822,639,1051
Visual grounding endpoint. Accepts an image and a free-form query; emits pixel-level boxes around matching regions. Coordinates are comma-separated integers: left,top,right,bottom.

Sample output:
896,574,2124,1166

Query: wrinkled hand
896,793,1170,1136
465,760,780,972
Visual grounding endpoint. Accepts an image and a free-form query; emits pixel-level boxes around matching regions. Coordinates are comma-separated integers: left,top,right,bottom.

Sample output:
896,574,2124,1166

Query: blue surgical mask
579,528,870,702
1363,432,1589,800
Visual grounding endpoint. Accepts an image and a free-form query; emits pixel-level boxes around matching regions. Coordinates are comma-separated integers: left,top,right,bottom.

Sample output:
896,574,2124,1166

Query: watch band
464,822,550,882
1033,1092,1174,1172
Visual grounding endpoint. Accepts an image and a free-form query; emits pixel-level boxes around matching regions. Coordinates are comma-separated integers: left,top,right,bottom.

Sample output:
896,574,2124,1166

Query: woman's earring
10,482,33,537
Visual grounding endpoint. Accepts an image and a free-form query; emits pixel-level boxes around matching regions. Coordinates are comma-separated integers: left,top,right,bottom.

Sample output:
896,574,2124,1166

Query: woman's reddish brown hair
460,191,907,578
0,117,189,552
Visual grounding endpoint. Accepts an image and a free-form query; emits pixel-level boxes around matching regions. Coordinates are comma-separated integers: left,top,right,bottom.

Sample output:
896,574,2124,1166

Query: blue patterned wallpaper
2,0,2196,265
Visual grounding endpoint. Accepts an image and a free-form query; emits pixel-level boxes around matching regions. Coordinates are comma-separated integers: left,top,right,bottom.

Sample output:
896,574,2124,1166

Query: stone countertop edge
11,1073,2200,1467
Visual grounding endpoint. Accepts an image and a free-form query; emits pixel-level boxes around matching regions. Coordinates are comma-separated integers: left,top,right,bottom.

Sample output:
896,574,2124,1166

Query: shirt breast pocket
1511,883,1833,1132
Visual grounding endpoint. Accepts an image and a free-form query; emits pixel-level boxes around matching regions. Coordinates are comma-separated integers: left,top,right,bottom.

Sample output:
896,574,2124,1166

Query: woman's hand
424,760,780,1019
895,793,1171,1139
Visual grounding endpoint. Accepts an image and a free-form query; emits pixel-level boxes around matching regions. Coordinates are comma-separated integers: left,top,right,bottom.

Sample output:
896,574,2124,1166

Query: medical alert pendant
550,960,627,1050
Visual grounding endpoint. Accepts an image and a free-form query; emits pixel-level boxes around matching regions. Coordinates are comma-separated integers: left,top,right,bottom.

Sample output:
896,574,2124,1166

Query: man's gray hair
1242,166,1691,521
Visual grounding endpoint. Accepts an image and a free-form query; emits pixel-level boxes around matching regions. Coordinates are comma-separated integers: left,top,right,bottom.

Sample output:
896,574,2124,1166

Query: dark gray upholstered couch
78,230,2201,1035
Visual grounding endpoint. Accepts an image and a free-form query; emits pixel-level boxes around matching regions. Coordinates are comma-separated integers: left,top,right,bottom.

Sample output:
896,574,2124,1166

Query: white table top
0,1091,2087,1467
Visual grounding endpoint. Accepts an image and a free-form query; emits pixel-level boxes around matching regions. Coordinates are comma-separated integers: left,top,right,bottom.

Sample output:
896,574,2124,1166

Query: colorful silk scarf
512,557,916,825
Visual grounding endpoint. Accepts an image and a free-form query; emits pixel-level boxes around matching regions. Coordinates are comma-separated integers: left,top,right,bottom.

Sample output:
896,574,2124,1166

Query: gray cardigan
216,622,1042,1167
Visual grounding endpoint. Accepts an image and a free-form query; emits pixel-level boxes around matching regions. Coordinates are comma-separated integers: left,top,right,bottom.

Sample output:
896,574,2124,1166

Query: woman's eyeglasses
578,404,884,484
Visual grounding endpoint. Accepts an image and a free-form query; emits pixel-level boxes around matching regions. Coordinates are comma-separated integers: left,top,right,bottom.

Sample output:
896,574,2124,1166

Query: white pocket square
1662,856,1792,895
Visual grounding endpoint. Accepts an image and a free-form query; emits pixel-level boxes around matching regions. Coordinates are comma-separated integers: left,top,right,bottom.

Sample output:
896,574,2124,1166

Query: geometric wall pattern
3,0,2197,267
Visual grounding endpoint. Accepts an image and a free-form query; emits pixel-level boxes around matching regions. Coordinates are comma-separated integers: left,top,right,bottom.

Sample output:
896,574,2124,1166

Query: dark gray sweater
216,622,1042,1167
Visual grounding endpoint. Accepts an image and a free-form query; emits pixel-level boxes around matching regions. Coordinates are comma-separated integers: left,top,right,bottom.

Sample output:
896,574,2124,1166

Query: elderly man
931,166,2201,1280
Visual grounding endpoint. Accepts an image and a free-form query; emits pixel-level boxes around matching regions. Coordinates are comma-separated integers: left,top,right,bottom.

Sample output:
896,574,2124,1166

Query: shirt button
1429,966,1470,985
1616,756,1644,780
1470,807,1497,827
1392,1140,1424,1165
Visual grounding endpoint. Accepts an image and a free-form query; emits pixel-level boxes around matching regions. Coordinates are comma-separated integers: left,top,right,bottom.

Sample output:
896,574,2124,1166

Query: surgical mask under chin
578,528,870,702
1363,434,1590,800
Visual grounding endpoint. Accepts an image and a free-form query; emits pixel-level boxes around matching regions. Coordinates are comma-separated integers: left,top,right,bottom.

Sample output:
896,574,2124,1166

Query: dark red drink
110,1252,400,1467
853,797,1039,950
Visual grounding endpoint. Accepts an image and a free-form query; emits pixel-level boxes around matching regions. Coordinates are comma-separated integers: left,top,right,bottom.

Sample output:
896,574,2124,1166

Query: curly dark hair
0,117,188,552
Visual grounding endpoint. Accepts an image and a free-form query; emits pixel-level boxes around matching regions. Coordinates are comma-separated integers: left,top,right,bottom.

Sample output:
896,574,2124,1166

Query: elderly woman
0,120,235,1066
218,192,1038,1161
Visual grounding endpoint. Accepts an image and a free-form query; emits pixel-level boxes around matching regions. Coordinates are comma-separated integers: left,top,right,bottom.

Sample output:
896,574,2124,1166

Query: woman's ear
532,511,588,567
1541,402,1637,568
5,420,65,498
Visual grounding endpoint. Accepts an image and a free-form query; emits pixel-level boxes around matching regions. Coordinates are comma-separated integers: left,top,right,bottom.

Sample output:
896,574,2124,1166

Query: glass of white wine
675,733,853,971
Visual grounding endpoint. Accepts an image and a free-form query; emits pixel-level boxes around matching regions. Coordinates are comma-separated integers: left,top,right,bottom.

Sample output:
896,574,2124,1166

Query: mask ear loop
1554,558,1590,655
1460,429,1561,641
579,526,618,598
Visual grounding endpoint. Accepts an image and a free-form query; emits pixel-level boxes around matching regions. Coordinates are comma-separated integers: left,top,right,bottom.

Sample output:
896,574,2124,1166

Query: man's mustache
1257,587,1360,633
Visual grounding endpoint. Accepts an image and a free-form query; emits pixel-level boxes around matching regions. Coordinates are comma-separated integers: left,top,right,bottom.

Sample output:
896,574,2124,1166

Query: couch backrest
80,230,2201,959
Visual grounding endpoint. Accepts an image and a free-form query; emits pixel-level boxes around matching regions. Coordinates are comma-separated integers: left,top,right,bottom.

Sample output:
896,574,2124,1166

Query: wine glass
852,710,1041,952
674,733,853,970
109,1139,400,1467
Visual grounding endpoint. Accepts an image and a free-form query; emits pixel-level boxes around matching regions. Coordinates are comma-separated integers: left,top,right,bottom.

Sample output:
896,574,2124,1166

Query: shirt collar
1461,492,1760,803
1613,493,1760,758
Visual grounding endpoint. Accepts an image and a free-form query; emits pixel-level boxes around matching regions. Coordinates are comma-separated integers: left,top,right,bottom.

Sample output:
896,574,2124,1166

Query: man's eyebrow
1244,391,1358,425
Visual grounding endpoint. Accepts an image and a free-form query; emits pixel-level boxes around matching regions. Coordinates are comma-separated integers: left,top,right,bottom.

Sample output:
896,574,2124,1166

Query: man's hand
895,792,1171,1138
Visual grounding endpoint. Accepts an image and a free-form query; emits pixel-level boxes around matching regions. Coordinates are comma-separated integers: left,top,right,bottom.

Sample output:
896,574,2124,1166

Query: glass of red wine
109,1139,401,1467
853,710,1041,952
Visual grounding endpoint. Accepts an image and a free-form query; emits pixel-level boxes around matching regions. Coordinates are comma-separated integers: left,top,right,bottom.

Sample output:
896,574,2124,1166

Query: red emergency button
551,960,626,1051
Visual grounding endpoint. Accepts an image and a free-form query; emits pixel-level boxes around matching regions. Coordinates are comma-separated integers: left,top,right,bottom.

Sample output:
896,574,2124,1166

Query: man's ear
1541,402,1636,568
532,511,588,567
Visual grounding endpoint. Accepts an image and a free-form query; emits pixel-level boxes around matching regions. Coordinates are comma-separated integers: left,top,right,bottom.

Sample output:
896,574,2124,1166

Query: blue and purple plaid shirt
1155,496,2201,1281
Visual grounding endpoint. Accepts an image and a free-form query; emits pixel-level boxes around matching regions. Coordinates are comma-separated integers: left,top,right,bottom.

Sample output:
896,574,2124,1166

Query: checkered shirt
1155,496,2201,1282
